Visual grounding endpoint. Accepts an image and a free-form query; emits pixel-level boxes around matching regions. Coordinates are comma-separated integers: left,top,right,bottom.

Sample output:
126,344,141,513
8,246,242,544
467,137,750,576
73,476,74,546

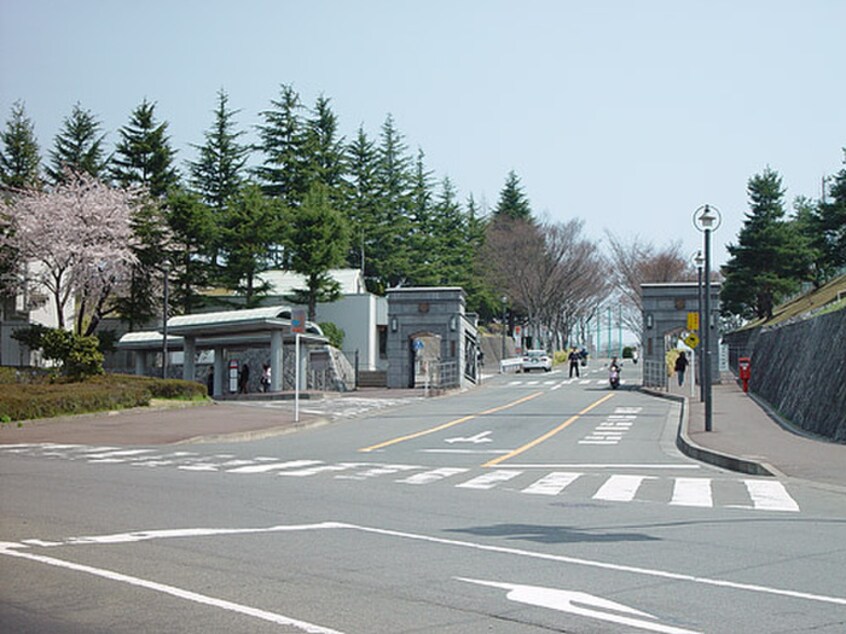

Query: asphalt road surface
2,369,845,633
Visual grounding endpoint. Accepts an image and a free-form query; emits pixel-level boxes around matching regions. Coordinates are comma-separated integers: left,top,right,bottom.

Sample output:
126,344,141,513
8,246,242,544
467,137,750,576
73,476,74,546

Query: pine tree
493,170,532,221
721,168,812,320
218,183,281,307
47,103,108,183
165,187,217,314
286,182,350,320
188,89,250,213
254,84,309,207
406,148,437,286
816,151,846,277
111,99,179,198
303,95,347,196
344,126,380,276
0,101,42,190
370,114,414,291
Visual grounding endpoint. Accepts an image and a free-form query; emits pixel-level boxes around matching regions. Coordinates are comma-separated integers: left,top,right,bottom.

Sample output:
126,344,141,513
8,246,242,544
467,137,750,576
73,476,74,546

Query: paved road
2,370,845,633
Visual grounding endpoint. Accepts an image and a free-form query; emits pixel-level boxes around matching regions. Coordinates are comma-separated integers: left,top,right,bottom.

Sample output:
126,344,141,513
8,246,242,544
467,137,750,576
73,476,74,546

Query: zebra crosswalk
502,377,628,389
0,443,800,513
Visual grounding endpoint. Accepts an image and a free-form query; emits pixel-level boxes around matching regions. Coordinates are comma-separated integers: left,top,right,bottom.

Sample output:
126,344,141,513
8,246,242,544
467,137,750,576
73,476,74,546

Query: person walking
260,363,271,393
238,362,250,394
568,348,580,378
674,351,689,387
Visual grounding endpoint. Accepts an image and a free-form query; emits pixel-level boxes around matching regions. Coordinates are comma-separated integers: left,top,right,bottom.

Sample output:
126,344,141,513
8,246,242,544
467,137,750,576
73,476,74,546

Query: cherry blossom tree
1,171,140,334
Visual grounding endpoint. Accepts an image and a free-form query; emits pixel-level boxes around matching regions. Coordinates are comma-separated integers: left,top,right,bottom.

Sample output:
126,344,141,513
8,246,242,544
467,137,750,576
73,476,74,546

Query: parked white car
521,349,552,372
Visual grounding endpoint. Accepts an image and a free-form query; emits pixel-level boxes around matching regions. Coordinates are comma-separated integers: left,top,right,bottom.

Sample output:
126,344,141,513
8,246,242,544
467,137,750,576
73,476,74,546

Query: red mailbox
738,357,751,393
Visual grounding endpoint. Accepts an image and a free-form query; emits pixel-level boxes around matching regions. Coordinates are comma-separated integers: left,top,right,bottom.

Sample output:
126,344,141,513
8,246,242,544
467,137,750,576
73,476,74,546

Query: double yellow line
359,391,616,465
483,392,615,467
359,391,544,453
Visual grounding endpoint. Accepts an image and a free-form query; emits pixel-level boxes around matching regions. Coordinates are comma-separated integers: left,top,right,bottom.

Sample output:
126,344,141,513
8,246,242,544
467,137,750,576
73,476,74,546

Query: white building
257,268,387,371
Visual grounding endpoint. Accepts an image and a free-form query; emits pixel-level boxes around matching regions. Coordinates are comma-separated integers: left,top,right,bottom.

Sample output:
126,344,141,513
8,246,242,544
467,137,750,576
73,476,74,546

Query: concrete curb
639,387,776,477
177,416,333,445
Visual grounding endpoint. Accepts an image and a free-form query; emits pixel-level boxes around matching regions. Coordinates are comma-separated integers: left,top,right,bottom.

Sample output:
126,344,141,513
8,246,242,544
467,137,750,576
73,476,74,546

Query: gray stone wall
726,309,846,441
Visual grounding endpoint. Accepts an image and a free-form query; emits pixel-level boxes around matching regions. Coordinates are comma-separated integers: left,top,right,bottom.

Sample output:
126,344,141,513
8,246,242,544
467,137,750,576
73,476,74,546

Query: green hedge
0,373,207,423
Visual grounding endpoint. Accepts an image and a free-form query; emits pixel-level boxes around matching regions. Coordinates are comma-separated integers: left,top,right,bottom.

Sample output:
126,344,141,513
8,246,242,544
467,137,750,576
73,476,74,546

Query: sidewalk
0,388,422,447
659,373,846,490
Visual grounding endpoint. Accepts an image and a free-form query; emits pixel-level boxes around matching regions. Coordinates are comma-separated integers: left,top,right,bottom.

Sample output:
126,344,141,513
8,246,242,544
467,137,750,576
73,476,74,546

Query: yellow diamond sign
684,332,700,349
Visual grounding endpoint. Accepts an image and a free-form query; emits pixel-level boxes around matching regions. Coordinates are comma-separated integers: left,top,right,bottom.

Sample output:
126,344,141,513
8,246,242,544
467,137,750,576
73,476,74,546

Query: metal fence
642,358,667,389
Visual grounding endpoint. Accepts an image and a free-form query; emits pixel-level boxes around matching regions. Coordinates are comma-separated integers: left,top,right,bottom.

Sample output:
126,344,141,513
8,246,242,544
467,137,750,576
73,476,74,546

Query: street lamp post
162,261,170,380
500,295,508,369
693,205,721,432
693,249,705,402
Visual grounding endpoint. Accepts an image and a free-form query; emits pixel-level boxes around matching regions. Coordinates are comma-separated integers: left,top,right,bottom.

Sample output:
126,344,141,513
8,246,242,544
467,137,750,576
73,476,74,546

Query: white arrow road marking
455,578,701,634
444,430,493,444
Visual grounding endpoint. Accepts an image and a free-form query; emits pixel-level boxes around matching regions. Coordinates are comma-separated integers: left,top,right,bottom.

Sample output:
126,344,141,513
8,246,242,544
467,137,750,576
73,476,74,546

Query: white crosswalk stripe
398,467,470,485
671,477,713,507
743,479,800,512
456,470,522,490
521,471,581,495
0,444,802,512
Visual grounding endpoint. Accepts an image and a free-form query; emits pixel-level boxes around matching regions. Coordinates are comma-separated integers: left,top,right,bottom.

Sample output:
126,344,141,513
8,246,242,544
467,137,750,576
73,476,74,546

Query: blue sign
413,338,424,351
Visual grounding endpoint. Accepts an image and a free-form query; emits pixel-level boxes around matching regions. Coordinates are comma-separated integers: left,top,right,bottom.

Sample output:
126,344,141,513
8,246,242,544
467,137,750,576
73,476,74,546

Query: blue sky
1,0,844,267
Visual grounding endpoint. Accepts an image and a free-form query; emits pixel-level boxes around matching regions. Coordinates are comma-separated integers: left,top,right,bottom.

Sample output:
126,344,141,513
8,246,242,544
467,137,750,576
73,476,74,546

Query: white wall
311,294,388,371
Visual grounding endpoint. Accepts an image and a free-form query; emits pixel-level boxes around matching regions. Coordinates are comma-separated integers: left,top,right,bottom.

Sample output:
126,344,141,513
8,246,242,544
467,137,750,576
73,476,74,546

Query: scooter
609,363,621,389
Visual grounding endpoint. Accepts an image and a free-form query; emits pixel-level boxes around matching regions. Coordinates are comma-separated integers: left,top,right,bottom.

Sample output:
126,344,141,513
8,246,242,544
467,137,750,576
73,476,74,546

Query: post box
738,357,751,393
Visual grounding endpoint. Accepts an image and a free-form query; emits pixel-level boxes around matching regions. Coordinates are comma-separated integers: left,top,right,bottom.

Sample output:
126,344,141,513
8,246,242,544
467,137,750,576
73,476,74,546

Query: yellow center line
358,391,544,453
483,392,616,467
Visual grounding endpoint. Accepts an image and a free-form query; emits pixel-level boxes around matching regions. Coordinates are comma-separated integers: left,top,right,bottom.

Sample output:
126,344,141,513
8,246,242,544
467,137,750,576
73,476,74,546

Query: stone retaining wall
724,309,846,442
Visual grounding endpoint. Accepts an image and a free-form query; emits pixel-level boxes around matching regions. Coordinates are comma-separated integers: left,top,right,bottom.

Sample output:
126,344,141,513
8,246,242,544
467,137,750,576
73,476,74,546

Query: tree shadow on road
446,523,660,545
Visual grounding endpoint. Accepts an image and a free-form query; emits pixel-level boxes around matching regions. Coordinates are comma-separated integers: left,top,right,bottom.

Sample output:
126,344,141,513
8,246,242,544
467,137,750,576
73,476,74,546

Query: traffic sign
291,309,307,334
413,338,424,351
684,332,700,348
687,312,700,331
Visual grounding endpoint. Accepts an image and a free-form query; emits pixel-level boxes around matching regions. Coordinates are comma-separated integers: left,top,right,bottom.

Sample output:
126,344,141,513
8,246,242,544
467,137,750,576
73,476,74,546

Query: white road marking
522,471,581,496
744,480,800,512
444,431,493,444
0,542,346,633
456,470,522,490
457,578,701,634
594,474,654,502
671,478,713,507
398,467,470,485
227,460,321,474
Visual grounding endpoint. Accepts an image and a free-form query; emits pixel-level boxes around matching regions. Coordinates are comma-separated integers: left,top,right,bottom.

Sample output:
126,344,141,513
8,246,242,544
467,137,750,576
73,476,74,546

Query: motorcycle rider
609,356,622,388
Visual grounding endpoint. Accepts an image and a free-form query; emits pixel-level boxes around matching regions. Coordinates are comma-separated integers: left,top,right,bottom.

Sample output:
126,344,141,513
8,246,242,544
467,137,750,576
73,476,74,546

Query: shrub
0,373,207,422
319,322,345,349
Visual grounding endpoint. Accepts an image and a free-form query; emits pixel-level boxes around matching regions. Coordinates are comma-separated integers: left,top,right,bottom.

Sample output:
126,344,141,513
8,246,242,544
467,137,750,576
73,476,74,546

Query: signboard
228,360,239,393
687,312,700,331
291,309,307,334
683,332,700,349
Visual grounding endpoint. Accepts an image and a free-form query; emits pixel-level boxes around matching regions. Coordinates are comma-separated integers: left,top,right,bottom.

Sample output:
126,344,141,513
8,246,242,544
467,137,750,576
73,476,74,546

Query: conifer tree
165,187,217,314
111,99,179,198
286,182,350,320
816,150,846,276
493,170,532,221
218,183,281,307
303,95,347,196
254,84,309,207
370,114,414,291
721,168,813,320
0,101,42,190
47,103,108,183
188,89,250,213
344,126,380,276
